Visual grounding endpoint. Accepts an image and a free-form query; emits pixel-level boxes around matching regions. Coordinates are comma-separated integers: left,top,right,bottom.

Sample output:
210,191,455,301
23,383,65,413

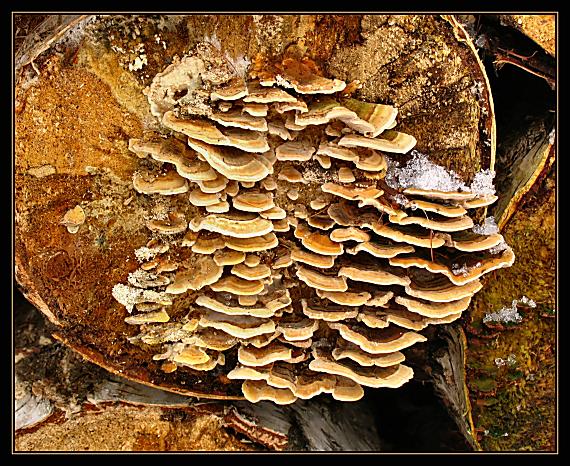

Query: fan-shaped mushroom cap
244,254,261,267
196,292,291,318
354,149,387,172
340,98,398,138
277,165,305,183
365,291,394,307
210,78,248,101
331,377,365,401
389,214,474,232
338,131,417,154
291,247,336,269
332,343,405,367
292,372,338,399
241,380,298,405
241,102,269,117
273,219,291,233
146,212,187,235
402,188,478,201
124,309,170,325
316,142,359,162
405,199,468,218
316,289,372,306
394,295,472,318
232,192,275,212
298,228,344,256
296,266,348,292
61,205,86,234
338,167,356,183
239,295,258,306
180,352,226,372
186,138,273,182
191,236,226,254
218,102,232,112
338,265,411,287
172,346,211,366
189,212,273,238
261,176,277,191
277,316,320,341
322,182,383,201
295,97,367,130
213,249,246,266
166,256,223,294
188,189,221,206
242,331,282,349
232,263,272,281
276,58,347,94
309,349,413,388
327,321,427,354
210,110,268,131
405,273,483,303
315,153,332,169
329,227,371,243
274,100,309,114
205,200,230,213
199,311,276,338
460,194,499,209
301,299,359,322
224,233,279,252
238,341,294,366
346,241,415,259
390,246,515,285
260,206,287,220
209,276,265,295
355,309,389,329
371,223,448,249
133,170,189,195
244,83,298,103
196,171,229,193
275,141,316,162
164,112,270,153
450,230,505,252
190,330,238,351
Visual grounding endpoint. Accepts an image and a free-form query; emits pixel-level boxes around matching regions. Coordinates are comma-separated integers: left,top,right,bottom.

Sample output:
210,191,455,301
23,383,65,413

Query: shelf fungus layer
15,16,502,408
108,54,512,404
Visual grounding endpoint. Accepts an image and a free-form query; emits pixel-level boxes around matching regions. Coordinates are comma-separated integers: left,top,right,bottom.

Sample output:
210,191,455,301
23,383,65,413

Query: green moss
465,170,555,451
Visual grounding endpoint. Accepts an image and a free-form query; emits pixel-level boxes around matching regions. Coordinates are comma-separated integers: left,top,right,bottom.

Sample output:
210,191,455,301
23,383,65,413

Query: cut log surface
15,14,495,401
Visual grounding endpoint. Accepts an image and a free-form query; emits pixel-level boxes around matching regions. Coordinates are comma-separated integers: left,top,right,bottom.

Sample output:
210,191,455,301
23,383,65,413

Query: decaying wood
14,14,556,452
14,14,495,401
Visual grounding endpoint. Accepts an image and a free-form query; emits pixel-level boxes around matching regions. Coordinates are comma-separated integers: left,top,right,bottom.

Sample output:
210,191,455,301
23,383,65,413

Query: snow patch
483,296,535,324
385,151,496,196
472,216,499,235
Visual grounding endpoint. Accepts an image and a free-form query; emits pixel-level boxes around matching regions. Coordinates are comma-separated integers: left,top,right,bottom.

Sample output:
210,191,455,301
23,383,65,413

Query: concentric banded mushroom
109,52,511,407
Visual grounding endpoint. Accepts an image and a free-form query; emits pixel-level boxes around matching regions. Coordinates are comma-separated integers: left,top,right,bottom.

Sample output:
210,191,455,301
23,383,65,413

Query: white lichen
111,284,171,313
134,246,156,262
128,269,159,288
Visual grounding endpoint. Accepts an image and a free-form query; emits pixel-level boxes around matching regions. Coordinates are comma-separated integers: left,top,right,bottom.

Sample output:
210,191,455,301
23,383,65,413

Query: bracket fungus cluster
113,54,514,405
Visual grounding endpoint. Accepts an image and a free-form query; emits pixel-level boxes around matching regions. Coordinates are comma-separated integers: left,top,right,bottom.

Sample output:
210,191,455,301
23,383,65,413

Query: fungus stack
114,56,514,404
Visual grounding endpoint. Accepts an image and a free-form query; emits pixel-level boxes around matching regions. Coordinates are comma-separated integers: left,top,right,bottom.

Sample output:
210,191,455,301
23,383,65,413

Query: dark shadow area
366,379,471,452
